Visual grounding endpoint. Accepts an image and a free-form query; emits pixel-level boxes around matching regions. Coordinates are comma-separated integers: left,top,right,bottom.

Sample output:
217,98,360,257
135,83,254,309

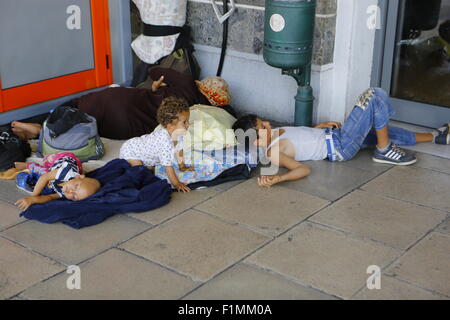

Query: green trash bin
264,0,316,70
263,0,317,126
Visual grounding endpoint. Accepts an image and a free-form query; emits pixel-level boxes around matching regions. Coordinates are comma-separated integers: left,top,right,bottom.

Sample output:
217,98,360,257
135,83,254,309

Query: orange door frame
0,0,113,113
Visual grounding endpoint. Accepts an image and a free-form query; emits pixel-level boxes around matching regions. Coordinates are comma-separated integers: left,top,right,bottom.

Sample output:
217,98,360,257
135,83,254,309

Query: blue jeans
331,88,416,161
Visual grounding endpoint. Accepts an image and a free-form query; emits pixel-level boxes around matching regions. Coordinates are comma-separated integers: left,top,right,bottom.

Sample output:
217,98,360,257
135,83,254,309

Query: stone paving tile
196,179,329,236
246,222,401,299
310,190,447,250
184,263,338,300
0,200,25,231
362,166,450,212
413,153,450,175
385,232,450,297
128,188,219,225
0,180,28,205
436,218,450,235
211,179,246,192
1,215,151,265
2,148,447,300
280,160,377,201
21,249,198,300
339,149,393,175
120,210,270,282
0,237,64,300
352,276,448,300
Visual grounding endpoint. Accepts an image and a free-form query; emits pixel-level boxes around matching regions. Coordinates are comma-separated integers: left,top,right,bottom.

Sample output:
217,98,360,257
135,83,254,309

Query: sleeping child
232,88,450,187
119,96,193,193
14,152,101,211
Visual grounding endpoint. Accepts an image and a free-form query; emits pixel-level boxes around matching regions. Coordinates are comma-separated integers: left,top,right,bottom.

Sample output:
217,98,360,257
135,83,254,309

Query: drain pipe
216,0,229,77
211,0,236,77
283,65,314,126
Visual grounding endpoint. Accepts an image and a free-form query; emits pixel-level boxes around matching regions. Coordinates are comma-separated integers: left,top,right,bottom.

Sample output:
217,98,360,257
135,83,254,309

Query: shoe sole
16,184,33,194
372,157,417,166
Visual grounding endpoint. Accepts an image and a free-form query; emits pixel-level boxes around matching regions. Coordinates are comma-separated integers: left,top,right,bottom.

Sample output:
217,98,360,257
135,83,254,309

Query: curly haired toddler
120,97,192,192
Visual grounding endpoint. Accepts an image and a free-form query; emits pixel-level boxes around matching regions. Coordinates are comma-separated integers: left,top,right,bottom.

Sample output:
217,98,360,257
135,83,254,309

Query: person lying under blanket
9,68,234,141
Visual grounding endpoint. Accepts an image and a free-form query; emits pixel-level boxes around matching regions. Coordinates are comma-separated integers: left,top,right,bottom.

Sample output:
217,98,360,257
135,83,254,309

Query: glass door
379,0,450,128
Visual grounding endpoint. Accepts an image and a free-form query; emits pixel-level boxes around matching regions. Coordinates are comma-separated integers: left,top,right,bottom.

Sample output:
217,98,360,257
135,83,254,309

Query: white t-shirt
120,128,176,167
267,127,328,161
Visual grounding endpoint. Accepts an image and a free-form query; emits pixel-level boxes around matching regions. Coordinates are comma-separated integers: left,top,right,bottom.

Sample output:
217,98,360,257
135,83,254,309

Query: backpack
0,126,32,172
37,107,105,162
136,47,201,90
132,26,201,87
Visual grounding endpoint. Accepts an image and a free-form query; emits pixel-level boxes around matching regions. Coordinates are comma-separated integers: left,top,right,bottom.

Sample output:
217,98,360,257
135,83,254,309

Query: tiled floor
0,149,449,300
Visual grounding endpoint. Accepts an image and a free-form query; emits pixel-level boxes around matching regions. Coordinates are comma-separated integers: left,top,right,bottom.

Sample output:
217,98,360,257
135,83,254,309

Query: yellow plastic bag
154,104,237,151
185,105,237,151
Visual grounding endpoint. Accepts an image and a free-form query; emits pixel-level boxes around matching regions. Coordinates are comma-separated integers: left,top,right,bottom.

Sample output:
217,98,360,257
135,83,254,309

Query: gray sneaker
372,143,417,166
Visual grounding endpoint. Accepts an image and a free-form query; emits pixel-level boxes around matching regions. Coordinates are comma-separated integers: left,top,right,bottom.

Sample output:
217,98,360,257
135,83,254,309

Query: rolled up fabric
131,0,187,64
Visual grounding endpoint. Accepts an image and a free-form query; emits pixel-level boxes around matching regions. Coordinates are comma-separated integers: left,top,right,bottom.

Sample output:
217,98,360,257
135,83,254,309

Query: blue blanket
20,159,172,229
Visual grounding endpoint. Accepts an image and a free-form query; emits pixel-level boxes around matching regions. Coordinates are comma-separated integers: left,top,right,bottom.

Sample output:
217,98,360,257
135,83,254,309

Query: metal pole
282,65,314,126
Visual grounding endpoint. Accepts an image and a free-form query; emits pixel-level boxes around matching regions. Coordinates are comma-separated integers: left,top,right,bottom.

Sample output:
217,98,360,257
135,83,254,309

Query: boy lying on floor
232,88,450,187
13,152,101,211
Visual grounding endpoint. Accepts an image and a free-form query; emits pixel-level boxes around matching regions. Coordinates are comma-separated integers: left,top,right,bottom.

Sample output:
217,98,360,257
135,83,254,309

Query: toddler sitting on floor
14,152,101,211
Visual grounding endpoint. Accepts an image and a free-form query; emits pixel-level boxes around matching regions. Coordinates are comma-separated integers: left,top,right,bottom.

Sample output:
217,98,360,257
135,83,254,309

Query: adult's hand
151,76,167,92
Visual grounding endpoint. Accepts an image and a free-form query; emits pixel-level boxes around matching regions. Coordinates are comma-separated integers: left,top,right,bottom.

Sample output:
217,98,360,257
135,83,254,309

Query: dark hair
439,20,450,43
157,97,189,127
232,114,260,147
232,114,258,132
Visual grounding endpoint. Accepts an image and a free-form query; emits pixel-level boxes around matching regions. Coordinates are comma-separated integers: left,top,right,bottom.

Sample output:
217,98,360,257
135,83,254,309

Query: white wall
192,0,378,125
193,44,334,125
331,0,379,121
